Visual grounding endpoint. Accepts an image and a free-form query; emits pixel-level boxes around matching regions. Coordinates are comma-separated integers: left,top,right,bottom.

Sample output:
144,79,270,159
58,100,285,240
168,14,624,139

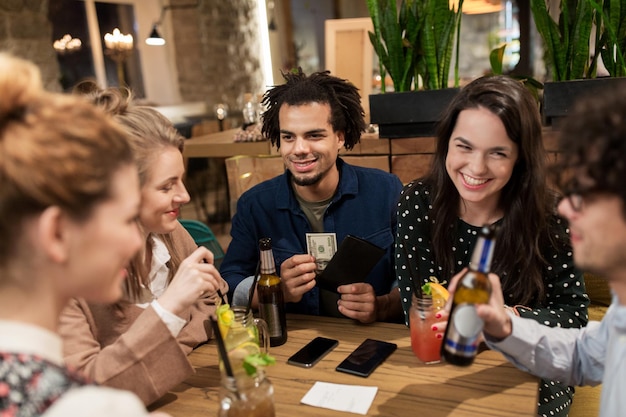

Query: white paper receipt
300,381,378,415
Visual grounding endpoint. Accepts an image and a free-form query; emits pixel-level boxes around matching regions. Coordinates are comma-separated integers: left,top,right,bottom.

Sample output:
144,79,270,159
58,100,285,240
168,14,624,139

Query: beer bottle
441,225,495,366
257,237,288,346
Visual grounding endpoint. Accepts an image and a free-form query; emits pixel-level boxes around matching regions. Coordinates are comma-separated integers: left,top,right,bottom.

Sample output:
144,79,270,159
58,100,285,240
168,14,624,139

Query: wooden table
182,129,390,159
150,314,538,416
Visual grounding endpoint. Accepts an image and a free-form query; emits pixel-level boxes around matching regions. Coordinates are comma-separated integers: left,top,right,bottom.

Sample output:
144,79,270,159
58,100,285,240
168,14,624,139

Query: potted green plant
531,0,626,126
366,0,464,138
592,0,626,77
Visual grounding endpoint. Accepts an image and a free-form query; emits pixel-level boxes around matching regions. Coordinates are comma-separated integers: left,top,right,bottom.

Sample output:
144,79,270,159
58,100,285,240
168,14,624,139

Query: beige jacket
58,222,228,405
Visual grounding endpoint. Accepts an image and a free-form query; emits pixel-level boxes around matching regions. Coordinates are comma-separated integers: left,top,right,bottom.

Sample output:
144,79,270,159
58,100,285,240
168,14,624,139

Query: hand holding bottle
439,268,509,346
441,224,495,366
472,273,514,341
443,270,513,342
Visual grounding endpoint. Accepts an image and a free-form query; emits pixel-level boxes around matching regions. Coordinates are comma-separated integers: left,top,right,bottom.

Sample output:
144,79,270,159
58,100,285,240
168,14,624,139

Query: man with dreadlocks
219,69,403,323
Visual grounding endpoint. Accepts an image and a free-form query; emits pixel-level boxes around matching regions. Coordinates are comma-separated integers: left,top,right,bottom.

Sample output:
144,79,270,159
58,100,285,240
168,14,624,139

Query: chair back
179,219,225,268
225,155,285,217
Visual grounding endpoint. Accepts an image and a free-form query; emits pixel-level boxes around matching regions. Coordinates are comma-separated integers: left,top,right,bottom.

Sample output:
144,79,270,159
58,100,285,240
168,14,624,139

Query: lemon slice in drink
229,341,261,376
230,341,261,361
216,304,234,337
422,282,449,310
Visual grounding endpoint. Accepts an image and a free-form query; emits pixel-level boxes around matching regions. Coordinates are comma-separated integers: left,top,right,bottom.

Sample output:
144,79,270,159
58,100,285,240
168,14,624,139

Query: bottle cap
259,237,272,250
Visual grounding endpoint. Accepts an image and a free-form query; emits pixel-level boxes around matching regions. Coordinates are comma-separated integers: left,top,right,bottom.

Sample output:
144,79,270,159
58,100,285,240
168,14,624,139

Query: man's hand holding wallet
306,233,385,292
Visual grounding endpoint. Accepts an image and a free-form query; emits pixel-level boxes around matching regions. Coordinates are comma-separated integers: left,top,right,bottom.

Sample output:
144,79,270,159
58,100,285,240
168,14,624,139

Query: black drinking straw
210,317,241,399
203,258,227,305
402,242,422,298
217,289,227,306
245,260,261,315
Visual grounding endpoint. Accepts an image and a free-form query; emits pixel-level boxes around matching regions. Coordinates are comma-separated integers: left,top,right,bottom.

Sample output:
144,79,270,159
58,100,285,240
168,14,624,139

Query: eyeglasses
565,193,584,212
563,185,601,213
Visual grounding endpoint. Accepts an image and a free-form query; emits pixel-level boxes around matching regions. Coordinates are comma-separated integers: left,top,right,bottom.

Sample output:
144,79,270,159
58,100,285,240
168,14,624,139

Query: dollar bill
306,233,337,272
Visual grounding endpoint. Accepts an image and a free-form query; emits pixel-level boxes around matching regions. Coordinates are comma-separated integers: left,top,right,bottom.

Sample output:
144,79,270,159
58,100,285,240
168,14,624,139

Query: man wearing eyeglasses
445,86,626,417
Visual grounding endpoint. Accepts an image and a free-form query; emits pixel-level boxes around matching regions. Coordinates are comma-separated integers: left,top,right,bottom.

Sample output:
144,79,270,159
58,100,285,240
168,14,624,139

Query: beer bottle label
444,304,484,357
259,302,283,338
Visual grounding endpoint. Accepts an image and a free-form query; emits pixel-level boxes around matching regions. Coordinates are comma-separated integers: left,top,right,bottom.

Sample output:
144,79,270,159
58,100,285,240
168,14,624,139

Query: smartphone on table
287,337,339,368
335,338,397,377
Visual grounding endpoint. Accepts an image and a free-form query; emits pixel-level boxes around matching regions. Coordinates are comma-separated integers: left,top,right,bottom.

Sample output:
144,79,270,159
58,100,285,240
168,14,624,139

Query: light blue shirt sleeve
486,299,626,417
232,275,255,307
486,313,604,386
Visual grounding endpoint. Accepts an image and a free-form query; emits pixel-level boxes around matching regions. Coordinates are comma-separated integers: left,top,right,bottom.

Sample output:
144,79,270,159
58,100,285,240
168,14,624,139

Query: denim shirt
219,158,403,315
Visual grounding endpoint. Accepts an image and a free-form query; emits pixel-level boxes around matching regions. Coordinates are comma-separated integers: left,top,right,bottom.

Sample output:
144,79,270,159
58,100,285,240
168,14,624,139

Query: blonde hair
0,54,133,266
75,82,187,300
75,82,184,185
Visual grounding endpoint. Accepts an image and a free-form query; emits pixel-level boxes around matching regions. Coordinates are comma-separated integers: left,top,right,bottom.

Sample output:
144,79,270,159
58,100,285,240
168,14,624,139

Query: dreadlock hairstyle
261,68,366,150
421,75,555,306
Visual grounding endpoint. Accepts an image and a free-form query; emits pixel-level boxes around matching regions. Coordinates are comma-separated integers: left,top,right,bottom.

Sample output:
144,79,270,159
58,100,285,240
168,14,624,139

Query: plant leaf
531,0,566,80
243,352,276,377
568,0,593,79
367,0,461,91
489,44,506,75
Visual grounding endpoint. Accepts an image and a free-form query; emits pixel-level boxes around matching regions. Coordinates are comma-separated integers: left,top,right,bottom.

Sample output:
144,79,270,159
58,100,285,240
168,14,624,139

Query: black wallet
316,235,385,292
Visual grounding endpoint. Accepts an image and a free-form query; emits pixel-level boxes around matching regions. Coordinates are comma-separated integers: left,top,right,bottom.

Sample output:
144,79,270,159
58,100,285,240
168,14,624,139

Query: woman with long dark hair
395,75,588,417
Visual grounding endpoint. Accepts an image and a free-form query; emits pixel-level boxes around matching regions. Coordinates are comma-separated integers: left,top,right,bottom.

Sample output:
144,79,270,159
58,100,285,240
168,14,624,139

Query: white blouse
136,236,186,338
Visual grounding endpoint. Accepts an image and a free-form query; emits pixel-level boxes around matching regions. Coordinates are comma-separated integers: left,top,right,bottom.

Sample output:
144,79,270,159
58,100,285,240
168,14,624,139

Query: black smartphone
287,337,339,368
336,338,397,377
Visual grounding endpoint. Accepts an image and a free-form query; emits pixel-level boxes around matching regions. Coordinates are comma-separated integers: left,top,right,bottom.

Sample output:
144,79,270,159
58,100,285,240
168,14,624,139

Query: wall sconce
145,1,199,46
146,24,165,46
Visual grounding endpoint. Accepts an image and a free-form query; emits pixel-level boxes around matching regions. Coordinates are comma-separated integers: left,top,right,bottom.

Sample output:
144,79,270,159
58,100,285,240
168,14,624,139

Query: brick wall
172,0,265,113
0,0,61,92
0,0,264,108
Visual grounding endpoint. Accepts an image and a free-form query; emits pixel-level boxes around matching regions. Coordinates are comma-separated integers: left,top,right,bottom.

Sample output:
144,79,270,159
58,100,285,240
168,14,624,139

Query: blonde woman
59,85,228,405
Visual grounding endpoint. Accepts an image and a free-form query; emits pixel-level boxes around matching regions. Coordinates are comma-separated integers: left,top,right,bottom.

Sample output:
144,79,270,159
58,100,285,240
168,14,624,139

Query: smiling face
139,146,190,234
445,106,518,221
64,164,142,303
278,102,345,201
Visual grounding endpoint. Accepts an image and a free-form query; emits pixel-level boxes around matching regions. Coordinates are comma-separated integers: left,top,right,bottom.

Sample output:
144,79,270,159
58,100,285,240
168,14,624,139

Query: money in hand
306,233,337,273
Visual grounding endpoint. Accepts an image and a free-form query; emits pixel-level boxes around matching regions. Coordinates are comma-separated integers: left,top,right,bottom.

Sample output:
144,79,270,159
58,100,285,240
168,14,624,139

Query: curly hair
421,75,553,305
552,84,626,219
261,68,366,150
